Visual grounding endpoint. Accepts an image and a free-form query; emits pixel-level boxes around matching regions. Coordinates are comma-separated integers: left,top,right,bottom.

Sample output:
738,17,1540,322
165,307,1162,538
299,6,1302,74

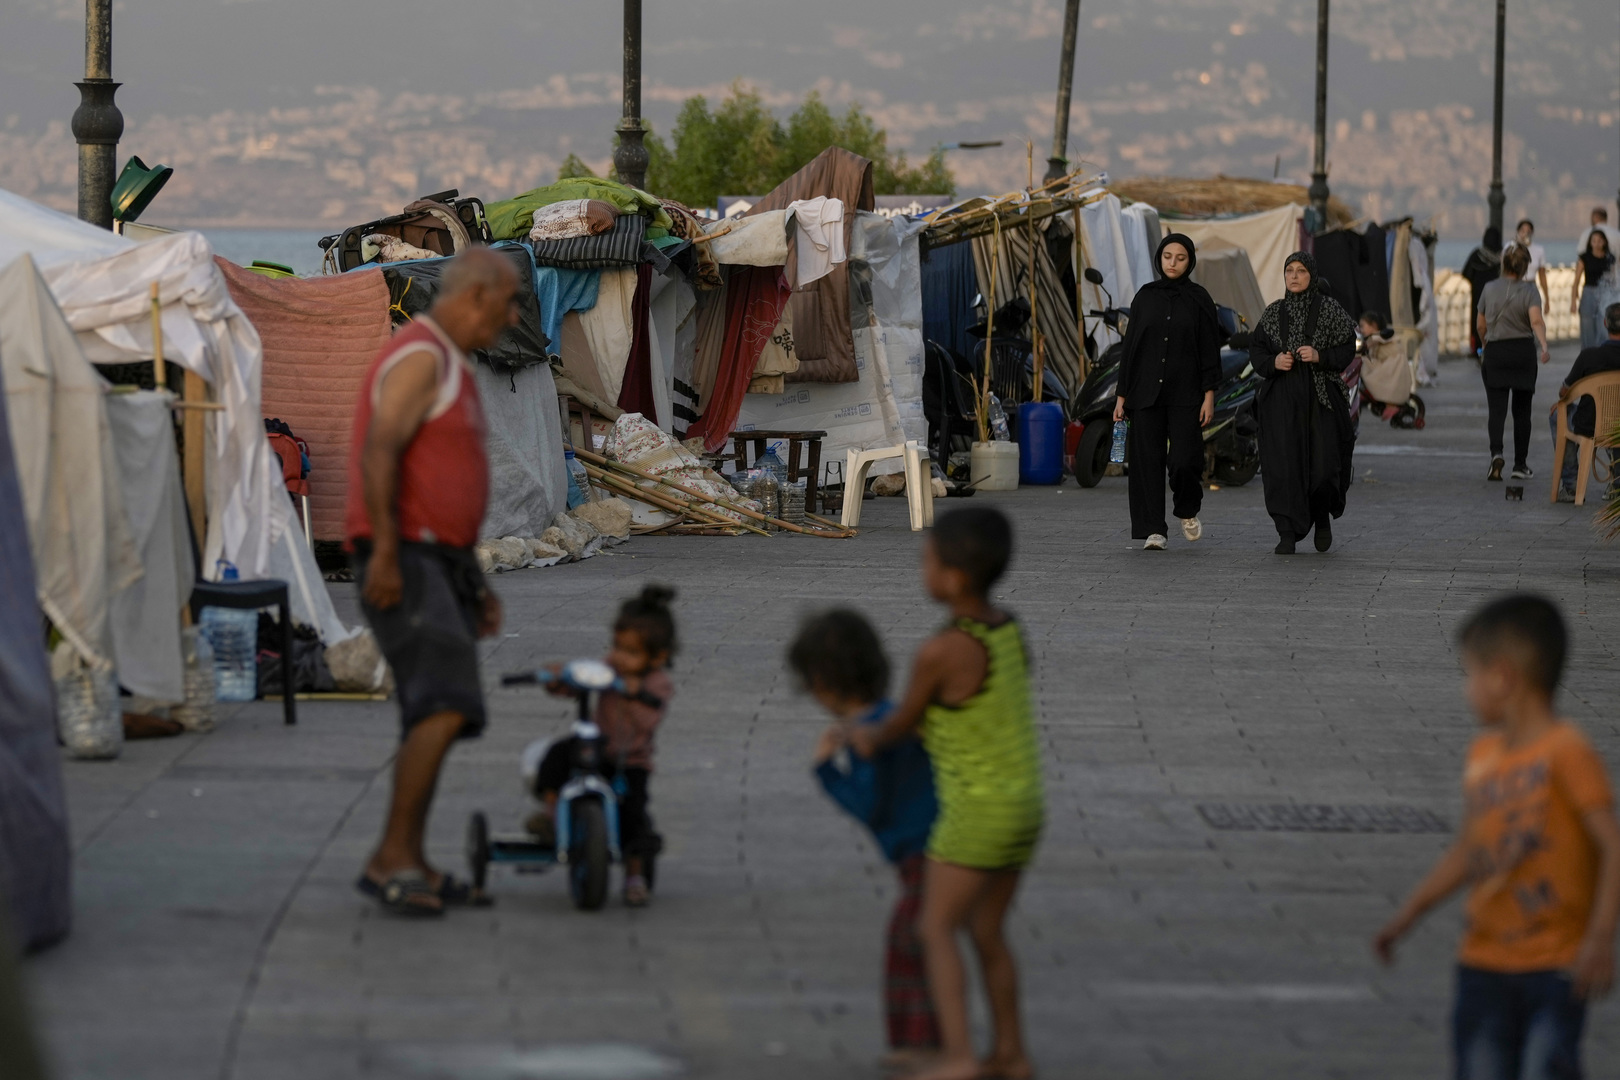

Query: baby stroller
1357,330,1426,430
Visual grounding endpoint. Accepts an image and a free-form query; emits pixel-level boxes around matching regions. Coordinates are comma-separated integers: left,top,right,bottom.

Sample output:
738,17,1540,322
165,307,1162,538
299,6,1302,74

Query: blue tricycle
466,659,662,911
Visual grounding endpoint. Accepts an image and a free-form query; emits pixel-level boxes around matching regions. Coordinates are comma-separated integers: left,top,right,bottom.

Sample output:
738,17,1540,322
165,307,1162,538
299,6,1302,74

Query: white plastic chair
841,441,935,531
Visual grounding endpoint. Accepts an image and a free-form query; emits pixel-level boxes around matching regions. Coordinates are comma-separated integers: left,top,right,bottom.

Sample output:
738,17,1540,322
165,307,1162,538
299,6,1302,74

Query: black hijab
1138,232,1220,326
1259,250,1358,407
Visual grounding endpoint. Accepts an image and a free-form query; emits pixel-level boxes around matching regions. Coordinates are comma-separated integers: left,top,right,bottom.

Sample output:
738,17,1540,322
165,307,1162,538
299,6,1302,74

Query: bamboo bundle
572,446,856,539
1111,175,1358,226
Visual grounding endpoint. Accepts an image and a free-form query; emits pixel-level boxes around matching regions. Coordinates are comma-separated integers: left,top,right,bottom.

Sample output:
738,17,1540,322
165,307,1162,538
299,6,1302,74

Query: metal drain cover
1197,803,1449,834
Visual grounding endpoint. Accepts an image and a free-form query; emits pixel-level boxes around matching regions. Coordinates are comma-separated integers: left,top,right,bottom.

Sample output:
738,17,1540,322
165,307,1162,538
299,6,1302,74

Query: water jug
1016,402,1065,485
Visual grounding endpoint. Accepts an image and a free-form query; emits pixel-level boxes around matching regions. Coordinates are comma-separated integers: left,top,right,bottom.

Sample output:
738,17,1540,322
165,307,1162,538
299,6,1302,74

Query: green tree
556,152,598,181
637,83,954,207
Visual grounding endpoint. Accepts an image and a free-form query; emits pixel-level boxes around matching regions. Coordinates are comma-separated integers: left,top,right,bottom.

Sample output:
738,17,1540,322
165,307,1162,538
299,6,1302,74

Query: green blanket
485,178,672,240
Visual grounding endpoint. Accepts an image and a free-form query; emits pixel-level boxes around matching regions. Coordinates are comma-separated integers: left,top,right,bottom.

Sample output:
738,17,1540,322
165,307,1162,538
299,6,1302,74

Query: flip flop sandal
355,870,444,917
436,873,494,908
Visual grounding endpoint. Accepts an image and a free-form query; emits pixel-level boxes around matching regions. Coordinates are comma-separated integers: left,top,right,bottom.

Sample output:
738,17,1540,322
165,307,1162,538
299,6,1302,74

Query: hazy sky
3,0,1616,234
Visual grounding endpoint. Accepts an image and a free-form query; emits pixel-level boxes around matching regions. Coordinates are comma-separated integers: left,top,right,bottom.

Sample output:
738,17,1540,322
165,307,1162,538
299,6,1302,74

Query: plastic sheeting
1190,247,1267,331
737,213,925,478
1078,192,1135,354
1170,204,1305,304
920,239,980,362
106,391,194,702
475,362,568,539
0,351,71,952
1119,202,1162,302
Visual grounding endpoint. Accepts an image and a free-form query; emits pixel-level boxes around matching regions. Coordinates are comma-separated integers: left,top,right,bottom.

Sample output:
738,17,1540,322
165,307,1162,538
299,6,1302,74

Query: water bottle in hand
1109,420,1128,463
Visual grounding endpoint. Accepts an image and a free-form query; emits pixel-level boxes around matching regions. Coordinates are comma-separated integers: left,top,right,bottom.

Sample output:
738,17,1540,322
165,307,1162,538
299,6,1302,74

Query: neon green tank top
922,617,1045,869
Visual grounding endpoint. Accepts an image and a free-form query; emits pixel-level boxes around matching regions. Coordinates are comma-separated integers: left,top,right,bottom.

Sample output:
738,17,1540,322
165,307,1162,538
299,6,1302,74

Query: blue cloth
813,701,937,864
1451,965,1586,1080
531,266,601,351
921,240,981,364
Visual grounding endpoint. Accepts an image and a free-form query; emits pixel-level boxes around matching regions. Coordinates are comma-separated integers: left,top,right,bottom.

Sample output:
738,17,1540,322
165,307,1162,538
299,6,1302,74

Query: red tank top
345,316,488,549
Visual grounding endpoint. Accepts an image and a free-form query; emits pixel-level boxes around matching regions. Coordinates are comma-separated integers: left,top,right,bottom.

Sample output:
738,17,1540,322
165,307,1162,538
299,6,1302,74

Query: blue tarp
921,240,980,363
0,358,71,952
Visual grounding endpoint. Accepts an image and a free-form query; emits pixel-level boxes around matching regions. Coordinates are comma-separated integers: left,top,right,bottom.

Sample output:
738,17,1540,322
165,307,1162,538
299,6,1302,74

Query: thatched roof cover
1111,175,1357,228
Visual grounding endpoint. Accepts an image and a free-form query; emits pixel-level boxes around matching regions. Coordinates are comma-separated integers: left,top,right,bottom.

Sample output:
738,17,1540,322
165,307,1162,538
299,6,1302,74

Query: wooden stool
726,429,827,514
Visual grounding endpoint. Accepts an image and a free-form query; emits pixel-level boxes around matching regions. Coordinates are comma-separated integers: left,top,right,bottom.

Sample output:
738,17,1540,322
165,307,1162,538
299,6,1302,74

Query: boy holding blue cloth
791,609,940,1068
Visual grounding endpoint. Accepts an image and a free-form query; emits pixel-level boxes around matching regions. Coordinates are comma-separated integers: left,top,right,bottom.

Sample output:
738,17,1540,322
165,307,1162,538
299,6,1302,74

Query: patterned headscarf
1259,250,1359,407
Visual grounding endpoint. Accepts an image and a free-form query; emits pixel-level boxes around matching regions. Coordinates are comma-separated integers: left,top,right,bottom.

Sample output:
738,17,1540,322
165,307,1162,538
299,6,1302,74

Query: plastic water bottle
564,448,591,509
200,563,259,703
988,394,1011,441
760,446,790,486
1109,420,1129,463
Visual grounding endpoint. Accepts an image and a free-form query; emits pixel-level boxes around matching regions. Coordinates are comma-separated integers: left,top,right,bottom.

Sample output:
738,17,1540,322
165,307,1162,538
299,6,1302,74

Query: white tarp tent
1169,204,1304,304
1077,191,1136,354
737,214,926,475
0,187,349,644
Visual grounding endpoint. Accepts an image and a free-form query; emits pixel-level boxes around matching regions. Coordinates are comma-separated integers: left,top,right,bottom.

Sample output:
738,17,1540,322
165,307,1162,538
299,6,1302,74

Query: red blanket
687,266,791,452
218,259,392,541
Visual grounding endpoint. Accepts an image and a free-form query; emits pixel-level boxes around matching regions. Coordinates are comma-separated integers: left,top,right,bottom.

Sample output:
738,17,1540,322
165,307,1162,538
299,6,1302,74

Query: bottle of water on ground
564,448,591,509
759,446,790,487
199,563,259,703
1110,420,1129,463
988,394,1011,441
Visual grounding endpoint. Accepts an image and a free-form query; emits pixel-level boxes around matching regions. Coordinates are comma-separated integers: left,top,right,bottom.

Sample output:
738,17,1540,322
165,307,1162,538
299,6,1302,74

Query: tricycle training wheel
466,811,490,893
568,799,610,911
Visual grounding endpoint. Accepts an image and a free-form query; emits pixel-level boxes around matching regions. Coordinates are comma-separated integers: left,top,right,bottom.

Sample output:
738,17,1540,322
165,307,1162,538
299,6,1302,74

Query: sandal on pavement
624,874,651,907
436,873,494,908
356,870,444,917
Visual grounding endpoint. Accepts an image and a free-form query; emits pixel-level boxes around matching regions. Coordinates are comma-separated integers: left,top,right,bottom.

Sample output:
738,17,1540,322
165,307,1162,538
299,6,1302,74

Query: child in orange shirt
1375,594,1620,1079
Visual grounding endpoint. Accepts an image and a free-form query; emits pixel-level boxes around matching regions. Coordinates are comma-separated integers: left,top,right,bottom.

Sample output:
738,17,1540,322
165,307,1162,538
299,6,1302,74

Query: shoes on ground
1274,535,1296,555
1510,465,1533,480
1557,486,1576,503
1144,534,1167,550
1487,457,1504,482
1181,517,1203,542
1314,516,1333,552
624,874,650,907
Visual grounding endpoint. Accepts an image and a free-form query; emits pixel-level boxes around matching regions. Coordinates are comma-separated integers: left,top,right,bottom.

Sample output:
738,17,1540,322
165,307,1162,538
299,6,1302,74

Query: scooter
1069,268,1262,487
466,659,663,911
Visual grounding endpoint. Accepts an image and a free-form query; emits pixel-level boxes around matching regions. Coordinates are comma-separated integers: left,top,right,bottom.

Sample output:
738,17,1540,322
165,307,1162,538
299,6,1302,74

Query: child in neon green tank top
852,507,1043,1080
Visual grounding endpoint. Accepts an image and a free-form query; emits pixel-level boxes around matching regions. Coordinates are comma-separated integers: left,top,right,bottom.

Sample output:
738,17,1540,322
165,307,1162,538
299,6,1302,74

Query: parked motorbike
1070,268,1261,487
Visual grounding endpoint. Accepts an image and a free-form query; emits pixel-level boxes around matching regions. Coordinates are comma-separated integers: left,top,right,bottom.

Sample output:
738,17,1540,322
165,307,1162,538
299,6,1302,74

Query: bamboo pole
1026,146,1044,403
979,215,1000,444
181,371,207,551
583,464,761,534
149,281,165,390
573,447,855,538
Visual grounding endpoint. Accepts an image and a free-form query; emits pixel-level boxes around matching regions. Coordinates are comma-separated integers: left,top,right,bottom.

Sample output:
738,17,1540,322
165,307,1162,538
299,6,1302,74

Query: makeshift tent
1168,204,1306,304
0,190,349,644
1077,191,1137,354
1189,247,1267,330
737,213,925,470
221,258,393,541
921,240,981,363
971,217,1085,397
1118,202,1162,300
0,344,72,953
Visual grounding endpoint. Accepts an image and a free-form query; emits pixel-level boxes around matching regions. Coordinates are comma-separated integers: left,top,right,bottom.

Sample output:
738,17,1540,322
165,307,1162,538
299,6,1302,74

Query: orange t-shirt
1458,721,1613,972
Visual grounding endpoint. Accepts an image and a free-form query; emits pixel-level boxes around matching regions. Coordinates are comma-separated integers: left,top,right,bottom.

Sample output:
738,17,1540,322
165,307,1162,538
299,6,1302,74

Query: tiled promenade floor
27,346,1620,1079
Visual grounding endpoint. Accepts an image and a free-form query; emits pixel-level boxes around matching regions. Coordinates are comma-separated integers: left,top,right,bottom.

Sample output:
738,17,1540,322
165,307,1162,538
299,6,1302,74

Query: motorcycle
1070,268,1261,488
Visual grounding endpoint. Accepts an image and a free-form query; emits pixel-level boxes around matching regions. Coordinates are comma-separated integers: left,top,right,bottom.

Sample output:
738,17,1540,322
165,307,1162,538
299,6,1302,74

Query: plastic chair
189,581,296,726
1549,371,1620,506
840,441,935,531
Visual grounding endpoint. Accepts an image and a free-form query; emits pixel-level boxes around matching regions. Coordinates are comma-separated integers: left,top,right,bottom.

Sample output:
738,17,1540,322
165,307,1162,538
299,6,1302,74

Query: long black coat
1116,284,1222,410
1251,327,1357,538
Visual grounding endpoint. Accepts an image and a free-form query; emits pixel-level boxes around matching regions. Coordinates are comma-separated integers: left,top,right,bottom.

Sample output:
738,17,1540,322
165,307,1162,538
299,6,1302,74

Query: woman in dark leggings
1475,244,1550,481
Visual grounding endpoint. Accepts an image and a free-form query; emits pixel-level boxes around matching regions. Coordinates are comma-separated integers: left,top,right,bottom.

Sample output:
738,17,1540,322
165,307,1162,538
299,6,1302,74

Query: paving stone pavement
25,347,1620,1080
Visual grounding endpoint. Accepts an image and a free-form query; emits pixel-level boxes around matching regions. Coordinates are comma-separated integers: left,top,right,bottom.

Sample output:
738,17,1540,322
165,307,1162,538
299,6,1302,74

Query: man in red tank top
349,249,520,916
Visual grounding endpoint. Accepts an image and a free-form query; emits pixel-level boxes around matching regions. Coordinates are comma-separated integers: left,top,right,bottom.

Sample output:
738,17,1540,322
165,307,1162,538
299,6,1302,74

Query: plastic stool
840,442,935,531
189,579,296,726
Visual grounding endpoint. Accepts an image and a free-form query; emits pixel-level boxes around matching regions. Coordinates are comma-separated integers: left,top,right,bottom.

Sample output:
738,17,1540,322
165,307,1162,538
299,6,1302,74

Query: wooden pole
182,371,206,550
1074,205,1087,379
980,217,1000,443
149,281,165,389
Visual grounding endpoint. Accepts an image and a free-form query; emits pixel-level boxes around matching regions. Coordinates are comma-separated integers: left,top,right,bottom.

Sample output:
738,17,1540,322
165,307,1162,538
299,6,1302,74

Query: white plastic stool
841,441,935,531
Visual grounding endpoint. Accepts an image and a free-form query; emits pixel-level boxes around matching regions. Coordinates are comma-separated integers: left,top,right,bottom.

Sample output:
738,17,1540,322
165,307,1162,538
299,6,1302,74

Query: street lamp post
1306,0,1330,234
1487,0,1506,237
72,0,123,229
611,0,649,190
1044,0,1082,184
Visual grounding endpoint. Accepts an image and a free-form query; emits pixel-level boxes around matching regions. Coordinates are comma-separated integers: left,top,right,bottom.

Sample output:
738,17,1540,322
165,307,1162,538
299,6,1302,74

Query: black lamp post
72,0,123,229
1044,0,1082,184
611,0,648,190
1305,0,1331,234
1487,0,1506,237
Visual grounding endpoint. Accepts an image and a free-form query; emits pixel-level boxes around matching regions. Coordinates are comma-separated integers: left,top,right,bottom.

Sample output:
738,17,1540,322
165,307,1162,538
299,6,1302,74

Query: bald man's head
431,248,523,352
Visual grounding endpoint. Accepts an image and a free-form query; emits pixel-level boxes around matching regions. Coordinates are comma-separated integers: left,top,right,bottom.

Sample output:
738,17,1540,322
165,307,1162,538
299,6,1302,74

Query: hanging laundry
617,264,658,425
532,266,600,353
699,211,790,267
748,304,798,394
786,197,846,288
686,266,792,452
580,267,638,401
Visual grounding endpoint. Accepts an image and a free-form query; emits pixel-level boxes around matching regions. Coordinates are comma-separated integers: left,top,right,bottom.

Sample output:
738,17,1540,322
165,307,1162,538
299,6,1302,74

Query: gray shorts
353,542,487,739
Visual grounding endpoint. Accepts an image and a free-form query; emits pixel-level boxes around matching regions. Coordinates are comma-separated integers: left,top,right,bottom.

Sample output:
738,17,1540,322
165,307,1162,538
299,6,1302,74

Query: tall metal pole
72,0,122,228
1487,0,1506,237
1044,0,1082,184
612,0,648,190
1306,0,1330,234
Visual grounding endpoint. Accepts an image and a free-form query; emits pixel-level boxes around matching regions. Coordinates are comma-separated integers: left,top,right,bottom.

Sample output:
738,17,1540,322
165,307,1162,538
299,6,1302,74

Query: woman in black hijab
1112,233,1222,550
1461,227,1503,355
1252,251,1359,554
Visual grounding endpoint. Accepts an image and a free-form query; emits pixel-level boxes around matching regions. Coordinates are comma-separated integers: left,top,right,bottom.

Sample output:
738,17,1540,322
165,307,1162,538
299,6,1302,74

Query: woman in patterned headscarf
1251,251,1359,554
